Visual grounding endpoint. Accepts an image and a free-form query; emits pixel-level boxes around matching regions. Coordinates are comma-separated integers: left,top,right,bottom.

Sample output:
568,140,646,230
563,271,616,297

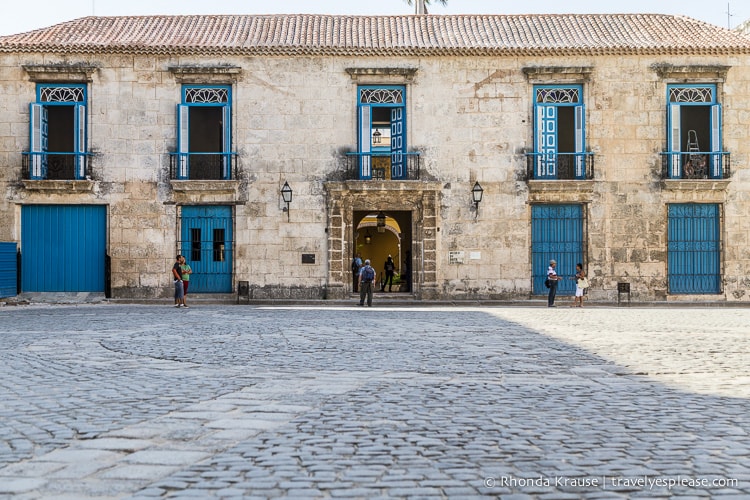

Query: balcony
22,152,92,180
660,151,730,180
169,152,238,180
525,152,594,181
344,152,421,181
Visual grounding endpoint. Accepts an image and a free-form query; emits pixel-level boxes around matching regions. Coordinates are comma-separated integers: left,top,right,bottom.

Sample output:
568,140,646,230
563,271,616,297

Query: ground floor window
667,203,721,294
531,204,584,295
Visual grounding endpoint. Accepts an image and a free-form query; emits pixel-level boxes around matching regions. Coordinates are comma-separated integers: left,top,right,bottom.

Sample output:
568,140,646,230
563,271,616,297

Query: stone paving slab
0,304,747,499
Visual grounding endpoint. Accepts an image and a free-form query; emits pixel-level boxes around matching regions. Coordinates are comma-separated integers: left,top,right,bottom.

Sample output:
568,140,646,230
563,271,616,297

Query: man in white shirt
547,259,562,307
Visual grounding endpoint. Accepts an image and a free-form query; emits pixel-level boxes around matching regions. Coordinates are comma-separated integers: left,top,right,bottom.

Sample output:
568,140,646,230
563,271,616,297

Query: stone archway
324,181,442,300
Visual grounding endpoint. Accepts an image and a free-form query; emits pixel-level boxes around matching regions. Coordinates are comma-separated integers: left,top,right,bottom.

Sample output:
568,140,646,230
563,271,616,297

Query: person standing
382,255,395,292
172,255,184,308
571,262,586,308
358,259,376,307
547,259,562,307
351,253,362,292
180,255,192,308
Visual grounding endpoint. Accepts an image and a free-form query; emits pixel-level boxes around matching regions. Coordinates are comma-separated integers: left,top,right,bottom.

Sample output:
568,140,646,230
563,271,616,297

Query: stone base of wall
244,285,327,300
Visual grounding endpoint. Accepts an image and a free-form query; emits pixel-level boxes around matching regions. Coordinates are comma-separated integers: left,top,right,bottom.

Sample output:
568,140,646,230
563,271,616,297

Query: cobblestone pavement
0,304,747,499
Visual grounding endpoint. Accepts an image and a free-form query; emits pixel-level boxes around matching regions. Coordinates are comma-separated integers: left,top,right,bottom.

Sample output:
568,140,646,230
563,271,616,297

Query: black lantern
376,211,386,233
471,182,483,218
281,181,293,221
372,129,382,144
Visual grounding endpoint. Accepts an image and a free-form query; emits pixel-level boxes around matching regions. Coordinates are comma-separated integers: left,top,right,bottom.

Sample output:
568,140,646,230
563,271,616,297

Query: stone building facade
1,14,750,302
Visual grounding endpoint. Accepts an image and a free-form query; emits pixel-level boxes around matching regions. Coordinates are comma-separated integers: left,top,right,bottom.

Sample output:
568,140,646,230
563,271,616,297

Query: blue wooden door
668,204,721,294
531,204,583,295
535,105,557,179
180,205,233,293
0,242,17,298
21,205,106,292
391,107,405,179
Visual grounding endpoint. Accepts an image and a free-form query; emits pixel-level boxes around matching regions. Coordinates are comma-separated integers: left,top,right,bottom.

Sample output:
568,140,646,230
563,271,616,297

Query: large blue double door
21,205,106,292
531,204,584,295
180,206,233,293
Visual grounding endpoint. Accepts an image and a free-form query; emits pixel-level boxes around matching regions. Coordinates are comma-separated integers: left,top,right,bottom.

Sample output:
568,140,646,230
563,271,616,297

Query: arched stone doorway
354,211,410,292
323,181,441,300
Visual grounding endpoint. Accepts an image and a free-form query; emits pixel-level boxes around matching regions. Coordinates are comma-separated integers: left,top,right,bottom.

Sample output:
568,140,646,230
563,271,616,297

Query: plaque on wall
302,254,316,264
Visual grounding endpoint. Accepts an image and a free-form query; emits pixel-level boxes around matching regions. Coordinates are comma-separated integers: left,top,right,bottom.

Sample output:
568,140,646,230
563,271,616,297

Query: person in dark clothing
382,255,395,292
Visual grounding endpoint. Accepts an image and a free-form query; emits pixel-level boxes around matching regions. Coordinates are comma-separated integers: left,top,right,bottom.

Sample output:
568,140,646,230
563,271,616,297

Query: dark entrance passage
353,210,412,293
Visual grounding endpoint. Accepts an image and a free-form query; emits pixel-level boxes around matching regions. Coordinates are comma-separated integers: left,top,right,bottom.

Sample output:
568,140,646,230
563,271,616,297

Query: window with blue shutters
26,84,88,180
174,85,234,180
665,84,725,179
356,85,407,180
531,85,587,180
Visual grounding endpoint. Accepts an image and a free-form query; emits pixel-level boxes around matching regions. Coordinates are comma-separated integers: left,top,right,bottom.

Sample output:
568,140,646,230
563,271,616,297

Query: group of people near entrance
351,254,400,307
547,259,588,308
172,255,192,308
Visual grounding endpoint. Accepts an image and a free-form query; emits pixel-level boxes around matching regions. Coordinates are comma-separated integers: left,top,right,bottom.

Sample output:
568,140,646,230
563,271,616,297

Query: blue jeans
548,280,558,306
174,280,184,300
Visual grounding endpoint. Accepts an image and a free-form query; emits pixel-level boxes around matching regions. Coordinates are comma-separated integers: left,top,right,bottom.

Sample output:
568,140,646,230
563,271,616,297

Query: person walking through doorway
383,255,395,292
358,259,376,307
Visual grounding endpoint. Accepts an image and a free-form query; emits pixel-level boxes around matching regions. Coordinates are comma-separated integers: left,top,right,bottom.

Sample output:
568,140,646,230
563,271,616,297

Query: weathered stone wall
0,50,748,301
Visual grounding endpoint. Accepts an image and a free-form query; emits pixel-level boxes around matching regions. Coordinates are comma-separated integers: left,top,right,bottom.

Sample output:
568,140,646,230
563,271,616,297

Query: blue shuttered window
668,204,721,294
531,204,584,295
532,85,586,180
27,84,88,180
665,84,724,179
357,85,407,180
175,86,233,180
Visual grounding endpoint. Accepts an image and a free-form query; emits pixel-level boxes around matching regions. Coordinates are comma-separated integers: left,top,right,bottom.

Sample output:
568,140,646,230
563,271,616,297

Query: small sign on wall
301,254,316,264
449,251,465,264
470,251,481,260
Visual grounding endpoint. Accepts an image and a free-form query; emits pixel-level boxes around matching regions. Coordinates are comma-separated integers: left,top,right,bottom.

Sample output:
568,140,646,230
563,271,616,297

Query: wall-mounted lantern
372,129,382,144
281,181,293,222
471,182,484,219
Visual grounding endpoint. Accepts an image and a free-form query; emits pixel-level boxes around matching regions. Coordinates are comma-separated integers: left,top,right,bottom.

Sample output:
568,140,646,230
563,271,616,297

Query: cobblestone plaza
0,304,748,498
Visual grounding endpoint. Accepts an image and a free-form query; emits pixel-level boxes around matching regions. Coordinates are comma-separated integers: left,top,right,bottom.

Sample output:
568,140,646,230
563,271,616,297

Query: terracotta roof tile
1,14,748,56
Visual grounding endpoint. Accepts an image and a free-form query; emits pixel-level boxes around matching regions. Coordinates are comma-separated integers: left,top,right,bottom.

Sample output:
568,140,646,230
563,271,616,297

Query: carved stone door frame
324,181,441,300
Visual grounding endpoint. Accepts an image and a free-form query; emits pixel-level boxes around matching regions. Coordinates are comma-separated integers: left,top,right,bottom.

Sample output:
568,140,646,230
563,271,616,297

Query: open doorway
353,210,412,293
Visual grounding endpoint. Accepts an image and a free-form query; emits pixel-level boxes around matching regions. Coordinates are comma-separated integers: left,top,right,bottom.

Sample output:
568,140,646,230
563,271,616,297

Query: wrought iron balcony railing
660,151,730,180
22,152,93,180
169,152,239,180
344,152,421,181
525,152,595,181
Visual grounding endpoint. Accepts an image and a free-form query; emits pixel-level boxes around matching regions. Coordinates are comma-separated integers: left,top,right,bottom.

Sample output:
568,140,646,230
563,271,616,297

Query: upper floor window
665,84,725,179
530,85,588,180
356,85,408,180
27,83,88,180
174,85,233,180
